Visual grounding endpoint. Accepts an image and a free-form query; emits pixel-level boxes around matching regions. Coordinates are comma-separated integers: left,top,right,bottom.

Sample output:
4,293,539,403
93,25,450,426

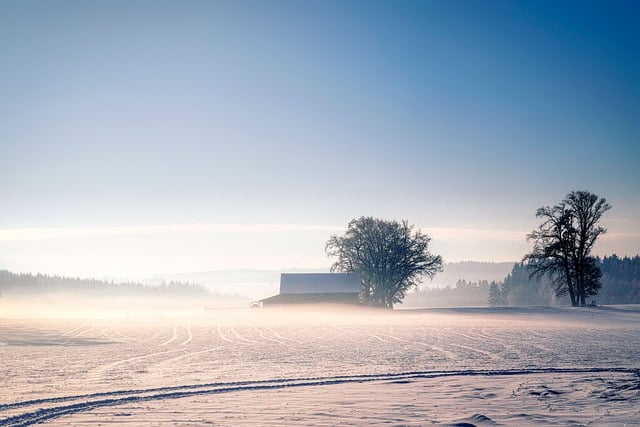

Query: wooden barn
259,273,362,306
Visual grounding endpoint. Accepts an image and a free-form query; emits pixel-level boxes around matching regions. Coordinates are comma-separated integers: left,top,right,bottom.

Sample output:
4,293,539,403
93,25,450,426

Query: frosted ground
1,305,639,426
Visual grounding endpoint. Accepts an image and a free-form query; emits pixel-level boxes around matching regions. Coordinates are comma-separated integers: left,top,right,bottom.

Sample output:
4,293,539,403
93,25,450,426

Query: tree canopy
524,190,611,306
326,217,442,308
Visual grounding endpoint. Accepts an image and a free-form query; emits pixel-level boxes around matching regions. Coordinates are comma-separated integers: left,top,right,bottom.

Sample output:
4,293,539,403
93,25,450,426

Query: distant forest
402,255,640,307
0,270,211,298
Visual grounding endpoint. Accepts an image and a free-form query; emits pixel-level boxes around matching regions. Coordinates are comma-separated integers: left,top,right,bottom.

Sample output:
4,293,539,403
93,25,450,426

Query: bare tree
524,191,611,306
326,217,442,308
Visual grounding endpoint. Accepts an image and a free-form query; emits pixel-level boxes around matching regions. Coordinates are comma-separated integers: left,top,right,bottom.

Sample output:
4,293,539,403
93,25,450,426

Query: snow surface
1,306,639,426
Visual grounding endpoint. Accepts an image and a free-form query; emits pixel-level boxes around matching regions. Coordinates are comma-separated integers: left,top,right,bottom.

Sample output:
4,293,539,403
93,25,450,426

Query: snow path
179,325,192,346
85,348,187,381
159,326,178,347
229,325,258,343
251,326,282,344
262,325,301,344
1,367,637,427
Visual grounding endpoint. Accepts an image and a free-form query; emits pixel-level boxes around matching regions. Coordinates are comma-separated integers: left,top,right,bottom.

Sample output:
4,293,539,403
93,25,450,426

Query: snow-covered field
1,306,639,426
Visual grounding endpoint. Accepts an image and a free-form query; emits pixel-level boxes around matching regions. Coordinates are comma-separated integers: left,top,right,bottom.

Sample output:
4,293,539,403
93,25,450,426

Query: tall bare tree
524,191,611,306
326,217,442,308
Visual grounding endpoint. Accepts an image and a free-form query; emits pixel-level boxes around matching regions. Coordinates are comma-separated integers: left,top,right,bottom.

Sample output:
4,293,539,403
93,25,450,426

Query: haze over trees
0,270,251,302
402,279,498,308
488,281,507,307
326,217,442,308
489,256,640,306
524,190,611,306
400,256,639,308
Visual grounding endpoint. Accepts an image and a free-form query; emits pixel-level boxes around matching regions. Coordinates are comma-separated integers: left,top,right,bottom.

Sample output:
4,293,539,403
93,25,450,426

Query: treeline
402,255,640,307
402,279,497,307
0,270,211,298
492,255,640,306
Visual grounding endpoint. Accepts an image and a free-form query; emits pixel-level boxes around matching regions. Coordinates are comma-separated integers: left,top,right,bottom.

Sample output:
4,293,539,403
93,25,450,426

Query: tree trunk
566,279,577,306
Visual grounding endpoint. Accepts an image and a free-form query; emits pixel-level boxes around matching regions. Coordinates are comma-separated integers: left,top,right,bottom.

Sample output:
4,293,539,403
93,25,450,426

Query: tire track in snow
369,328,459,361
375,330,411,343
99,328,135,344
445,342,504,363
139,327,172,344
58,325,88,338
362,331,386,343
323,325,352,340
110,329,141,344
216,325,242,344
464,329,529,362
60,326,95,345
265,326,303,344
43,325,88,344
149,346,223,369
179,326,192,346
251,326,282,344
229,326,258,344
1,367,637,426
71,326,94,338
376,330,458,360
443,330,505,363
159,326,178,347
329,325,386,344
86,348,187,380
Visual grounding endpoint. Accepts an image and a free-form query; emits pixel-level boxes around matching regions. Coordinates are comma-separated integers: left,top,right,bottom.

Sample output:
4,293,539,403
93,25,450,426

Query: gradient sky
1,1,639,278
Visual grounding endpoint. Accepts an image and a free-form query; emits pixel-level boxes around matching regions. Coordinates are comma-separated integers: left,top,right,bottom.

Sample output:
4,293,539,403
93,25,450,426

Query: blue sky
1,1,638,277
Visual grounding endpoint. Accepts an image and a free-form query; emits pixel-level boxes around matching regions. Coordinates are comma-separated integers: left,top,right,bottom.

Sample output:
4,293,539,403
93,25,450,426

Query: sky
1,0,639,279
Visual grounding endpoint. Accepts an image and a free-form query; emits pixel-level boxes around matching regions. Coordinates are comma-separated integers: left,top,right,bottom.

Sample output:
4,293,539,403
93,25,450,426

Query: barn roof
279,273,361,295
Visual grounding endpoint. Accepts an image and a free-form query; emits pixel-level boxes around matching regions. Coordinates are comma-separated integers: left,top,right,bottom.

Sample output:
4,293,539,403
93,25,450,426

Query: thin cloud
600,232,640,241
419,227,527,242
0,223,344,242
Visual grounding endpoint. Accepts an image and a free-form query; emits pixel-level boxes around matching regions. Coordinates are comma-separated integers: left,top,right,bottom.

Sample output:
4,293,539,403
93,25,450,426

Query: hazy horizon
0,221,636,280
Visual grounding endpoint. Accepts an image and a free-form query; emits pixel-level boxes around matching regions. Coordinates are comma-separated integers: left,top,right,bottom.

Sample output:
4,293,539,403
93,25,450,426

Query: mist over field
0,261,513,308
142,261,515,300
